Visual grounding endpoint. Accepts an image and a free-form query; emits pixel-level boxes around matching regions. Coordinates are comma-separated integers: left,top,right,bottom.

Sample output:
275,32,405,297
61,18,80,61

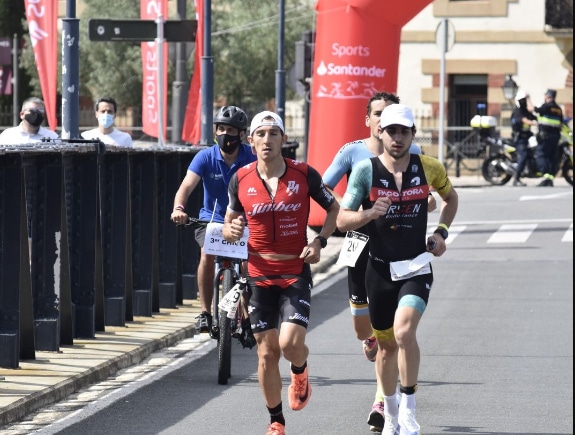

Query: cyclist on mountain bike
171,106,256,334
222,111,339,435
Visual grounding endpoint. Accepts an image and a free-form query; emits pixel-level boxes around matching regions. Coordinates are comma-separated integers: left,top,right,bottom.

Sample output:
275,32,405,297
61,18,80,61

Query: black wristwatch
434,227,449,240
314,235,328,249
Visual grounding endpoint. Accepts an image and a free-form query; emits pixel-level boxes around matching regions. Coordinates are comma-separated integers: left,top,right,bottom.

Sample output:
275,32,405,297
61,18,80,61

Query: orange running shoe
265,422,285,435
287,366,312,411
362,336,377,362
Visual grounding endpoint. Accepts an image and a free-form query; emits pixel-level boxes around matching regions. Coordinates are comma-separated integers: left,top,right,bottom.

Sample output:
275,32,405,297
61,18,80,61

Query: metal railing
0,141,298,368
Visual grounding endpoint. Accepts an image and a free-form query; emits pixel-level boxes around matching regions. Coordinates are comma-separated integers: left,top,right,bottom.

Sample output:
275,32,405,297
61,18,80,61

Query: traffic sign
88,19,197,42
435,19,455,53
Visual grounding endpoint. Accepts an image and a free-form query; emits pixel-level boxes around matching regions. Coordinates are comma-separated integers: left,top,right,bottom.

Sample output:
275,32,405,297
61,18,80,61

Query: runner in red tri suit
223,111,339,435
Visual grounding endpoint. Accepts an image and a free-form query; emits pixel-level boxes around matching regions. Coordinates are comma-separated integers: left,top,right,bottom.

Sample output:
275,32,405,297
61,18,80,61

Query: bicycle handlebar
182,216,210,229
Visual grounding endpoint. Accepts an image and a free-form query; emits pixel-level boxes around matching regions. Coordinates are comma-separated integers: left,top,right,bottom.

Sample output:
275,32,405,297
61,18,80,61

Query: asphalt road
27,184,575,434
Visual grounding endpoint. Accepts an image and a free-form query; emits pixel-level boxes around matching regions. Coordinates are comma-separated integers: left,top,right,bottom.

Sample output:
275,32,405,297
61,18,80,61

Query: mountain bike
182,217,255,385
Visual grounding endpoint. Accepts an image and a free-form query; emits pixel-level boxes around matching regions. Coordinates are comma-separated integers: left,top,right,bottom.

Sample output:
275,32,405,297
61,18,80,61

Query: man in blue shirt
171,106,256,333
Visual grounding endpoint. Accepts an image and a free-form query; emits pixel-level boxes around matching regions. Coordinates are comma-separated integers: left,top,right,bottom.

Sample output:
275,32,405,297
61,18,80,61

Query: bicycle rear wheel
217,268,235,385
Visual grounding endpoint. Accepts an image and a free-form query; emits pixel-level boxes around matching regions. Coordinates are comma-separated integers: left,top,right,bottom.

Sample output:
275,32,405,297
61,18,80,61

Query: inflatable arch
308,0,433,226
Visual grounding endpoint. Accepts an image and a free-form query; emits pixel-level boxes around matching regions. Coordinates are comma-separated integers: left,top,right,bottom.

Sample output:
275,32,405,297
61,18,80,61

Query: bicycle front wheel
217,268,235,385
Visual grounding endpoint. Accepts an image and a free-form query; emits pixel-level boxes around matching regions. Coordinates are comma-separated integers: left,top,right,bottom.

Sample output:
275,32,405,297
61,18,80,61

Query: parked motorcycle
482,124,573,186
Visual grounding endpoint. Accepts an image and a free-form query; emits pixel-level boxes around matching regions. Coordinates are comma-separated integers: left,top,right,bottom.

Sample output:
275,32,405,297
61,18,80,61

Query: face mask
216,133,241,154
24,109,45,127
98,113,114,129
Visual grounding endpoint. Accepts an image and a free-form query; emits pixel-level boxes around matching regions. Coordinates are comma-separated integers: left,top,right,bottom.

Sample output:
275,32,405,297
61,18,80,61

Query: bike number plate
219,282,244,319
203,222,249,259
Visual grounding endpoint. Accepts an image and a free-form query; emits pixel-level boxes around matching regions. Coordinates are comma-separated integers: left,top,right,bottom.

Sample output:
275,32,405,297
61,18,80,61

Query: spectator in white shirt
82,96,132,147
0,97,59,145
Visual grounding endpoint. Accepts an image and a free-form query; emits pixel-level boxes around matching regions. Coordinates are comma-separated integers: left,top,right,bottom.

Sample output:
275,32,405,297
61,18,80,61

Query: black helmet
213,106,248,131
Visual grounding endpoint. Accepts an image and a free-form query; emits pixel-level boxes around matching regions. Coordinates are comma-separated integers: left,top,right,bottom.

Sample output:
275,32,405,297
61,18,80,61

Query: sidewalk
0,175,559,427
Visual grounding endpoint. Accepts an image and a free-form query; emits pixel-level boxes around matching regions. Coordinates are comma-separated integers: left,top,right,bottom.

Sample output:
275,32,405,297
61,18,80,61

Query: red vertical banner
308,0,433,226
0,67,12,95
181,0,203,145
25,0,58,131
141,0,169,139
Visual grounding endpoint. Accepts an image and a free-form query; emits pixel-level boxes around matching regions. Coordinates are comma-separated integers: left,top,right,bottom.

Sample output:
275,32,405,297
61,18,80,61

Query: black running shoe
367,401,385,432
195,311,212,333
537,178,553,187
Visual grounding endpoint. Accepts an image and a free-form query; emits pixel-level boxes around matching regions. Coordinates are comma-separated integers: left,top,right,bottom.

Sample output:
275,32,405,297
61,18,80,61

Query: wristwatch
314,235,328,249
434,227,449,240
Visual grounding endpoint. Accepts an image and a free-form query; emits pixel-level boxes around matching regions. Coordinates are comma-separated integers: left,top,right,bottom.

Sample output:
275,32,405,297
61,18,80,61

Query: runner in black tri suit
337,104,459,435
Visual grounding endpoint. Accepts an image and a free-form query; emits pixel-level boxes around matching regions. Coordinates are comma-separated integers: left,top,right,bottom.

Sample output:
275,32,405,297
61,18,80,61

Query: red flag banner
25,0,58,131
141,0,169,139
181,0,204,145
307,0,433,226
0,67,12,95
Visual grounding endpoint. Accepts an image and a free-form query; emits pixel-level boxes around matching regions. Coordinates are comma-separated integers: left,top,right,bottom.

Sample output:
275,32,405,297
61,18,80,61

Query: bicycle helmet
213,106,248,131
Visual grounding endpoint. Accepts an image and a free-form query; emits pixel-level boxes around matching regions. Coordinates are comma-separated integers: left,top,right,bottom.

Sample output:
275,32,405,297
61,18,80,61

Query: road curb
0,326,196,427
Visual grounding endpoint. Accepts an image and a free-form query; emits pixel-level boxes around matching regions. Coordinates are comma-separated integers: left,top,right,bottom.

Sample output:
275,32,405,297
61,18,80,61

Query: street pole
275,0,286,122
200,0,213,146
61,0,80,139
438,18,447,165
156,14,165,146
171,0,188,144
12,33,19,126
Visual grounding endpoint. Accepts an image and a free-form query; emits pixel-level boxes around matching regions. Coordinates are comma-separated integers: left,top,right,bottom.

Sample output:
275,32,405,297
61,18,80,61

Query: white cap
249,111,285,136
379,104,414,129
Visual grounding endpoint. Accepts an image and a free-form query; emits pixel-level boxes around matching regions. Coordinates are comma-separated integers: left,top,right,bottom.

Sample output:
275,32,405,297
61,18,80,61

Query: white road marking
487,224,538,243
520,191,573,201
562,223,573,242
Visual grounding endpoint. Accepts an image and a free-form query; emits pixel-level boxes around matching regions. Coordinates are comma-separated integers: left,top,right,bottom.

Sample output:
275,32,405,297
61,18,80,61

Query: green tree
211,0,314,115
79,0,144,110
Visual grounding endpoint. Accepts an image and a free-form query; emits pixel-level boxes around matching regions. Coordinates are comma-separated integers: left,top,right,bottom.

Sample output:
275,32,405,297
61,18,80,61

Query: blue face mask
98,113,114,129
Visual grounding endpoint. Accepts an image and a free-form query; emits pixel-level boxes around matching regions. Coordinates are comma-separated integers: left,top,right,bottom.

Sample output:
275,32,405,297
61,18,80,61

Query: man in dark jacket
533,89,563,186
510,90,538,186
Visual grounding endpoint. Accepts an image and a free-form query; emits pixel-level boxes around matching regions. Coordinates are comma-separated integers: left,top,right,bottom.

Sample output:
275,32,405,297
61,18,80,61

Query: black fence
0,141,298,369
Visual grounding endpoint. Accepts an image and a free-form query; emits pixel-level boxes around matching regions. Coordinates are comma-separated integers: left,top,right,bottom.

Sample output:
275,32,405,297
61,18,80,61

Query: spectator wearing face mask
0,97,60,145
82,96,132,147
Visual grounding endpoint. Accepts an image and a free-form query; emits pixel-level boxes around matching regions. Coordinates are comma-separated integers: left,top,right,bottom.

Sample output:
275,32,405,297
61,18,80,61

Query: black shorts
194,225,206,247
247,264,312,333
366,257,433,332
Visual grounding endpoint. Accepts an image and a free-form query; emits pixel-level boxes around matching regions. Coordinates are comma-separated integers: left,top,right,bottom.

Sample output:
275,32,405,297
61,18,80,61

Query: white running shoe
381,414,399,435
398,408,420,435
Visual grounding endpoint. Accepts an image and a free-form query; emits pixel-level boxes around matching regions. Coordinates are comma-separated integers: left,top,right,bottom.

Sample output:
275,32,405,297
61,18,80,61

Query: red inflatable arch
308,0,433,226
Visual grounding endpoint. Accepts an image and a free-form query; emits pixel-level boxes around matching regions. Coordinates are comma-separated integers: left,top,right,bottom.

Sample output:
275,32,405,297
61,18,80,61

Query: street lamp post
502,74,519,105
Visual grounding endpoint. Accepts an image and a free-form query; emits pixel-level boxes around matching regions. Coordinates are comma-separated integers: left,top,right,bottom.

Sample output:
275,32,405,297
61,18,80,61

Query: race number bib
336,231,369,267
203,222,249,259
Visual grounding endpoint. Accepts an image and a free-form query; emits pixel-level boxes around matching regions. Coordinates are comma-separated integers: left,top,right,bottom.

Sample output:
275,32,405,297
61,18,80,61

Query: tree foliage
79,0,144,111
211,0,314,115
